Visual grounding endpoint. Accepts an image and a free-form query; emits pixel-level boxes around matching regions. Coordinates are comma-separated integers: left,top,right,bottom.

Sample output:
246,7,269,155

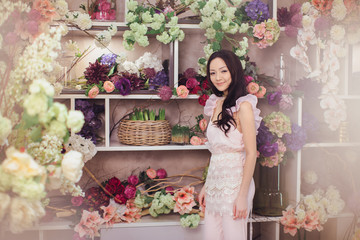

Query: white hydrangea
330,25,345,42
126,0,138,12
23,93,48,116
116,53,127,65
153,13,165,23
47,120,68,139
95,30,112,48
303,170,318,184
142,11,153,23
74,13,92,30
150,21,162,30
211,10,222,22
239,23,249,34
205,28,216,39
118,60,139,76
108,24,117,36
126,12,137,22
156,31,172,44
29,78,54,97
199,16,213,29
67,110,84,133
135,52,163,72
203,44,214,59
54,0,68,16
331,2,347,21
61,150,84,183
169,26,180,37
178,30,185,41
224,7,236,19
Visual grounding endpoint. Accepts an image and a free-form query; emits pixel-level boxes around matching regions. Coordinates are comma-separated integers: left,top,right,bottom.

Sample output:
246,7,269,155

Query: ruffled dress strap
230,94,262,134
204,94,221,117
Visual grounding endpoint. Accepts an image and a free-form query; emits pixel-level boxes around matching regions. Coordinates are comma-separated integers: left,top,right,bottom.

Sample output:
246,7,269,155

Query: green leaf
147,29,160,35
167,11,174,18
212,21,222,30
211,41,221,51
23,111,39,129
30,126,42,142
63,131,70,143
215,32,224,42
227,0,234,6
197,1,207,9
108,65,116,76
198,58,206,65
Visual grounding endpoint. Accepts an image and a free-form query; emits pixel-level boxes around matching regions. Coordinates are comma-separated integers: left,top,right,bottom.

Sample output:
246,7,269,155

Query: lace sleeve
204,94,219,117
230,94,262,134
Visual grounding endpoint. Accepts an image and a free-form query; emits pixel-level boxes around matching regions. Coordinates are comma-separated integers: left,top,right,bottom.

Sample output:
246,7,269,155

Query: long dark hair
206,49,247,135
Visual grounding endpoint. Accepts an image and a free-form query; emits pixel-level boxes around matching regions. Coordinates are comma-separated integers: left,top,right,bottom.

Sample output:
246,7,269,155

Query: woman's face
209,57,232,95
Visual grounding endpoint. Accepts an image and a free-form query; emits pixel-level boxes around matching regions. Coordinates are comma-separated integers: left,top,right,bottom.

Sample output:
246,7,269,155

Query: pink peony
186,78,199,90
124,185,137,199
156,168,167,179
246,82,260,94
157,85,173,101
253,22,266,39
199,118,208,132
74,210,104,238
146,168,157,179
127,175,139,186
71,196,84,207
88,85,99,98
255,86,266,98
121,199,142,223
176,85,189,98
103,81,115,93
244,75,254,85
190,136,202,145
173,186,196,215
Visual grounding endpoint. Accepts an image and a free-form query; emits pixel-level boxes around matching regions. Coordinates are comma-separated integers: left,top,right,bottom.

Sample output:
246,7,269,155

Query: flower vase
88,0,116,21
253,165,287,216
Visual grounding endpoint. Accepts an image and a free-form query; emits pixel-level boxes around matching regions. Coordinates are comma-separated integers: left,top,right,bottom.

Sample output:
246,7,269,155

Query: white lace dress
204,94,262,216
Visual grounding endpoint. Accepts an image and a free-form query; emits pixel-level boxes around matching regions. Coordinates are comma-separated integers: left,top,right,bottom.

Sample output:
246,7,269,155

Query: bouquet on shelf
256,111,307,168
83,52,169,98
69,167,204,239
280,185,345,239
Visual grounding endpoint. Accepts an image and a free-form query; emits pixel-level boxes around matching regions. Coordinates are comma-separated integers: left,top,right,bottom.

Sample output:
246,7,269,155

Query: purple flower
277,7,291,27
267,91,282,105
184,68,197,79
314,16,331,32
285,25,298,38
128,175,139,186
149,70,168,90
291,13,302,28
156,168,167,179
100,53,117,67
259,142,278,157
256,121,274,146
124,185,137,199
114,77,131,95
289,3,301,15
245,0,270,23
158,86,173,101
283,124,307,151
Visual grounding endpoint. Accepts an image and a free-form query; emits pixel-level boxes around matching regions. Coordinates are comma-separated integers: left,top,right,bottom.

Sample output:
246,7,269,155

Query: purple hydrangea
285,25,299,38
289,3,301,15
291,13,303,28
100,53,117,67
259,142,278,157
149,70,168,90
314,16,331,32
245,0,270,23
267,91,282,105
256,121,274,146
283,124,307,151
114,77,131,95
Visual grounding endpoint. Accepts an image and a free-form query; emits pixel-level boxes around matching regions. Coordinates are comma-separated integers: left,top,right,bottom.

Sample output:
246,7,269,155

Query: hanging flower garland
289,0,360,131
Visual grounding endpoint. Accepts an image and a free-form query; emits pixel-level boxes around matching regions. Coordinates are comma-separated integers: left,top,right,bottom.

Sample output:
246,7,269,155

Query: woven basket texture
118,120,171,146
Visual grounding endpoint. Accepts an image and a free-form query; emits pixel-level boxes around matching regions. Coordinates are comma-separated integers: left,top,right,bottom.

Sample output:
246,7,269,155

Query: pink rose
244,75,254,85
246,82,260,94
199,118,208,132
146,168,157,179
176,85,189,98
165,186,174,194
190,136,202,145
71,196,84,207
124,185,136,199
99,1,111,12
114,193,127,204
127,175,139,186
253,22,266,39
264,31,273,40
255,86,266,98
156,168,167,179
103,81,115,93
186,78,199,90
198,94,209,106
88,85,99,98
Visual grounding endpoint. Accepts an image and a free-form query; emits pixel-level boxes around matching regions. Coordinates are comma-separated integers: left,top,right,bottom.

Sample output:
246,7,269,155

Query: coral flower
199,118,208,132
103,81,115,93
246,82,260,94
190,136,202,145
173,186,196,215
255,86,266,98
176,85,189,98
88,85,99,98
146,168,157,179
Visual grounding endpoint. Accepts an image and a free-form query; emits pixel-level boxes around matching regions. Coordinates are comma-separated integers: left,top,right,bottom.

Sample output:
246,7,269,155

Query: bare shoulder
238,101,253,115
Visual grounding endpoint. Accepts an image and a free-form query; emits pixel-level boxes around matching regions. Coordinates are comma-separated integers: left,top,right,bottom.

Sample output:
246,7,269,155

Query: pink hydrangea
157,85,173,101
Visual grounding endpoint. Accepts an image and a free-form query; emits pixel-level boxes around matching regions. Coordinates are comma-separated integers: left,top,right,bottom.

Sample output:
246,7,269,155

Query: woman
199,50,261,240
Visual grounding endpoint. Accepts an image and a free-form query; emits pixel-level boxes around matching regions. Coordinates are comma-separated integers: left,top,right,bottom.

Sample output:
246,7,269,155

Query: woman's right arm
199,184,206,211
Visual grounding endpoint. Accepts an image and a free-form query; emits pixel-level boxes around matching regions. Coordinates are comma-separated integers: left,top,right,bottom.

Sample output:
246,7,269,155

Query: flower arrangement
266,83,295,110
87,0,116,21
277,3,303,38
289,0,360,131
83,52,168,97
245,75,267,98
256,112,307,167
280,185,345,238
69,166,204,239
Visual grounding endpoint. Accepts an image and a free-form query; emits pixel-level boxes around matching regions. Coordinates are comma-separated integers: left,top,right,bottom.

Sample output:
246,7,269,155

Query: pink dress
204,94,262,217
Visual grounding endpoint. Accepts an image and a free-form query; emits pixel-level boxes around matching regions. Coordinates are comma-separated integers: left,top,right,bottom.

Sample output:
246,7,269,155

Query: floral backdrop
0,0,359,240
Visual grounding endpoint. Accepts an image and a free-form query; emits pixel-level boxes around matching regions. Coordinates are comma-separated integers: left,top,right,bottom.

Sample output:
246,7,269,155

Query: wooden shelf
304,142,360,148
98,142,208,151
55,93,199,100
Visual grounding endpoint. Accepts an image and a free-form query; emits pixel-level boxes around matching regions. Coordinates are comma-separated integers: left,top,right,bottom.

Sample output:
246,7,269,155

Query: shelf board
304,142,360,148
97,142,208,151
55,93,199,100
338,95,360,100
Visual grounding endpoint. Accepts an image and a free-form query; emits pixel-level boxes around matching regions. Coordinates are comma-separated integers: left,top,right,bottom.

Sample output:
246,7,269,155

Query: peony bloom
71,196,84,207
124,185,137,199
186,78,199,90
176,85,189,98
199,118,208,132
61,150,84,183
156,168,167,179
103,81,115,93
190,136,202,145
88,85,99,98
146,168,157,179
198,94,209,106
246,82,260,94
255,86,266,98
157,85,173,101
173,186,196,215
127,175,139,186
244,75,254,85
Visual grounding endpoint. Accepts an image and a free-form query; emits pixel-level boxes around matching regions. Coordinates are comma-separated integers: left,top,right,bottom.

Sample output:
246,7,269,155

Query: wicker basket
118,120,171,146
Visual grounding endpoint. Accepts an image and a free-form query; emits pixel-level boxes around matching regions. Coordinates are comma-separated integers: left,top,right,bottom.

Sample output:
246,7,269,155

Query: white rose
0,115,11,146
61,150,84,183
75,13,92,30
55,0,68,16
330,25,345,42
301,2,312,14
67,110,84,133
331,3,347,21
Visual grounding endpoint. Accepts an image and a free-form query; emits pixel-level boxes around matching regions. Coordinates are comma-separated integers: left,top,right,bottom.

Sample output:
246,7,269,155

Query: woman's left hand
233,196,248,220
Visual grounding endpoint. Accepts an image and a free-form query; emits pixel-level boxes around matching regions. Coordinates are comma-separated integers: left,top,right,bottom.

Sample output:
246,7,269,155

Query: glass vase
253,165,287,216
88,0,116,21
